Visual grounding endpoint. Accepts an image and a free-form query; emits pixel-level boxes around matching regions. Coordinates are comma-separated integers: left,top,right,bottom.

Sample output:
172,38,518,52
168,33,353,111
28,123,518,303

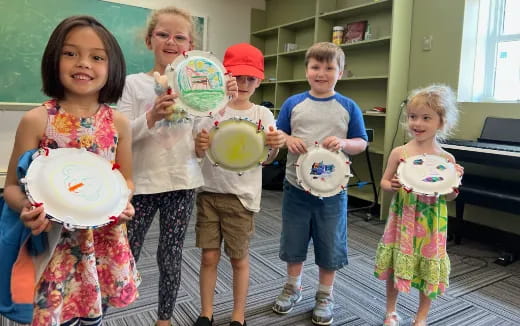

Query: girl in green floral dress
374,85,463,326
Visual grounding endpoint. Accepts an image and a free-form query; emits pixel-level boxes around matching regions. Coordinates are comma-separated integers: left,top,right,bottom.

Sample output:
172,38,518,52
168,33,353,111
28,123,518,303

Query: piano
441,117,520,265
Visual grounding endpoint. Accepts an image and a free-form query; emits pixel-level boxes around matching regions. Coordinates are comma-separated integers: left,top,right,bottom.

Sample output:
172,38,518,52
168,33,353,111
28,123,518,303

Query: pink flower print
42,250,78,283
382,217,398,244
421,232,440,258
47,289,63,309
415,221,427,237
32,309,52,326
95,126,116,150
110,282,137,307
61,299,79,322
110,242,131,265
418,194,437,205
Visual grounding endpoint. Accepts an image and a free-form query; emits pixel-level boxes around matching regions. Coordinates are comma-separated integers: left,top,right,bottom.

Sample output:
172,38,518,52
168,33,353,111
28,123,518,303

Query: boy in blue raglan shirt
272,42,368,325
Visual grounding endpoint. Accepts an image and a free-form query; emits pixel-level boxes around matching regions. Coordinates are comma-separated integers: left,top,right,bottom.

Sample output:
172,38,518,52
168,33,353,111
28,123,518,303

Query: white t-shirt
117,72,203,195
198,104,275,212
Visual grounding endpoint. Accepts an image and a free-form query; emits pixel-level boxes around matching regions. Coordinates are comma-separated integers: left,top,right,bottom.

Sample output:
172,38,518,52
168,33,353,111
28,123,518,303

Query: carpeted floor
2,190,520,325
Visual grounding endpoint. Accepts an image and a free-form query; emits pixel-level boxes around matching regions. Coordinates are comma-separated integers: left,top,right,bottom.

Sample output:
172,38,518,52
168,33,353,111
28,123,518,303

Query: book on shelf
342,20,368,43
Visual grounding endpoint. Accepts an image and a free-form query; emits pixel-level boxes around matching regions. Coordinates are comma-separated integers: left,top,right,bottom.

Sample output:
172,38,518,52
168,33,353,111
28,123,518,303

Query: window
458,0,520,102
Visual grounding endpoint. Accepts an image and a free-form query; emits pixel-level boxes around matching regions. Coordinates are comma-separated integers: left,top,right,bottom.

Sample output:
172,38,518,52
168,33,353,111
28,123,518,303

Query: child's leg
157,190,195,324
127,193,160,261
413,292,432,325
386,277,399,314
230,255,250,323
200,248,221,318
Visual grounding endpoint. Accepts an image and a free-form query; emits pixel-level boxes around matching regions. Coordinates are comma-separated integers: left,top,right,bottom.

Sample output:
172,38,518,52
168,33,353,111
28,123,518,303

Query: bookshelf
251,0,413,215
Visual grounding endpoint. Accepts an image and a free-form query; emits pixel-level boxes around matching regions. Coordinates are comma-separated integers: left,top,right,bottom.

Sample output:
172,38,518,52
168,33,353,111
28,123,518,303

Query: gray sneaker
272,283,302,314
311,291,334,325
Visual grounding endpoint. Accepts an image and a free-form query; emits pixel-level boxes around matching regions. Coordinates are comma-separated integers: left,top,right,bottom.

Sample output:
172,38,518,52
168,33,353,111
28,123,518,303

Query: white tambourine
396,154,461,196
165,50,228,117
295,143,352,198
21,148,130,229
207,117,269,174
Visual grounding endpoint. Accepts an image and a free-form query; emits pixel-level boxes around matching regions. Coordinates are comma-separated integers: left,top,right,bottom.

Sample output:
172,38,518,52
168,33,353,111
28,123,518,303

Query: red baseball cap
223,43,264,79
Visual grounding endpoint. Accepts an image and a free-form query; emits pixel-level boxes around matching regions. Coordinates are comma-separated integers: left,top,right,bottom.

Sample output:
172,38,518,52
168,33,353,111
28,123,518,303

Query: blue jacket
0,149,46,324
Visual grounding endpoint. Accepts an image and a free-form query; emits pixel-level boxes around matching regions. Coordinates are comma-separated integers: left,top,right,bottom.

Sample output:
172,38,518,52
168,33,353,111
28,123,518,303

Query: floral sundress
374,152,450,300
32,100,140,326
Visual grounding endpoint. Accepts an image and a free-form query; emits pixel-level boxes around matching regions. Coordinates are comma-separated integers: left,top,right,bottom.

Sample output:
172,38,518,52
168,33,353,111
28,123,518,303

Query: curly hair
406,84,459,140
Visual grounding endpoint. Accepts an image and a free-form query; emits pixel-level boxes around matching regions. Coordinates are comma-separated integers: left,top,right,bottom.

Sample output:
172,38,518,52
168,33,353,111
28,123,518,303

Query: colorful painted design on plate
176,57,225,112
310,161,335,179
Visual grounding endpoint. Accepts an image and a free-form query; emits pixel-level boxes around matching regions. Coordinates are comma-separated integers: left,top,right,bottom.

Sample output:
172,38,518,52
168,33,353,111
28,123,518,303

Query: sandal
383,312,400,326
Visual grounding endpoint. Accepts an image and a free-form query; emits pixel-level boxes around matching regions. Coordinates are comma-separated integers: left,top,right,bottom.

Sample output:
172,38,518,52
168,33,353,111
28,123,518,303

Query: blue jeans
279,180,348,270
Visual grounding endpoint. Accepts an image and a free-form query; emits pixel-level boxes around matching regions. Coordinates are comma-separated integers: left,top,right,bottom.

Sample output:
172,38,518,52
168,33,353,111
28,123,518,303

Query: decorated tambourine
207,117,269,174
396,154,461,196
165,50,228,117
295,143,352,198
21,148,130,230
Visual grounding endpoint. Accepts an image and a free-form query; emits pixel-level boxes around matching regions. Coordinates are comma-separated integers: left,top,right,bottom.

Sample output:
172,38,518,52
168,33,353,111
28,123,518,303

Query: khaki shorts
196,192,254,259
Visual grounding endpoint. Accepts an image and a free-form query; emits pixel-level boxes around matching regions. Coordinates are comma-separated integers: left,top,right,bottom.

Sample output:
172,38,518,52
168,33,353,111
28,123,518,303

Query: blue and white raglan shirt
276,91,368,189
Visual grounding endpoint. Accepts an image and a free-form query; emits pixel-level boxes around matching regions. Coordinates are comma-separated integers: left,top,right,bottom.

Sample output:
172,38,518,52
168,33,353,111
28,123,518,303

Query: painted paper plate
207,117,269,174
21,148,130,229
295,143,352,198
397,154,460,196
165,50,228,117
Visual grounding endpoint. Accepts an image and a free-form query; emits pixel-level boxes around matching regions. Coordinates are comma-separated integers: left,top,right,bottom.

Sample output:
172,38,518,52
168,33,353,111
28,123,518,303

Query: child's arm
264,126,285,164
195,128,210,158
113,111,135,222
380,147,403,193
322,136,367,155
280,131,307,154
4,107,50,235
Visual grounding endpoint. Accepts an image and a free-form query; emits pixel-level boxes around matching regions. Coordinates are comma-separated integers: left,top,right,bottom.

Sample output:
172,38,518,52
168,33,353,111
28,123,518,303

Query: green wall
408,0,520,234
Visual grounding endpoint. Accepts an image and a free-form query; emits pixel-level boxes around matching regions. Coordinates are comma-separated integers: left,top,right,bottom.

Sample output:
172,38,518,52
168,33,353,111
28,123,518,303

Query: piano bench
453,174,520,245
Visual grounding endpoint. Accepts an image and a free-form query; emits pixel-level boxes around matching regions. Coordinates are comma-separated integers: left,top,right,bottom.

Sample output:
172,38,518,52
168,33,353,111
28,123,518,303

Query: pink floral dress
374,152,450,300
32,100,140,326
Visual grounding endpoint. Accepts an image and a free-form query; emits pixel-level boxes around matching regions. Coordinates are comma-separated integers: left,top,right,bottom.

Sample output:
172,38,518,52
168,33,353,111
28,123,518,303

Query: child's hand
265,126,285,148
225,75,238,99
390,176,402,191
286,135,307,154
322,136,346,152
117,201,135,224
455,163,464,178
20,201,51,235
195,128,211,158
147,92,178,127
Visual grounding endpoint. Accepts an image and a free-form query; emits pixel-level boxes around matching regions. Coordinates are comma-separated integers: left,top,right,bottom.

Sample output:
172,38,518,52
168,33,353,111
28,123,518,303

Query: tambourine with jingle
396,154,461,196
295,142,352,198
165,50,228,117
206,117,269,174
21,148,130,230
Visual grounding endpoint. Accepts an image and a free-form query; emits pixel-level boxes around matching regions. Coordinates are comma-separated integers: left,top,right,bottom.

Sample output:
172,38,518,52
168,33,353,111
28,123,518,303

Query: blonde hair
406,84,459,140
304,42,345,71
144,6,196,48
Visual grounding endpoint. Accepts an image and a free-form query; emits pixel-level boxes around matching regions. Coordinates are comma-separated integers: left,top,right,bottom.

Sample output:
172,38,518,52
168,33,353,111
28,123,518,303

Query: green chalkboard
0,0,153,103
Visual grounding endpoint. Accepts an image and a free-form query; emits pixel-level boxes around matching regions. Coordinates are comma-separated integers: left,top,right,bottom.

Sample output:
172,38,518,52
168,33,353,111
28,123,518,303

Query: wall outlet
423,35,433,51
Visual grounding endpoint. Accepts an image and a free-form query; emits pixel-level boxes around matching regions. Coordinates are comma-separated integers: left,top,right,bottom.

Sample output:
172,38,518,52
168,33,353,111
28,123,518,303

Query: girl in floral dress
374,85,463,326
3,16,139,325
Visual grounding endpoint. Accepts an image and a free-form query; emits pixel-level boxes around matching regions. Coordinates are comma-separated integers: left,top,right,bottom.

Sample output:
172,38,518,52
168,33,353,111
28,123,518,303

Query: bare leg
230,255,250,323
199,248,221,318
288,262,304,278
318,267,335,287
386,277,399,314
413,291,432,325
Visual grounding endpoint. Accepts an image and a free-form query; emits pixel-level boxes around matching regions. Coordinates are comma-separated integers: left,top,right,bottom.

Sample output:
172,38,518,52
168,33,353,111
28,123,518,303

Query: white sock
318,283,333,295
287,274,302,289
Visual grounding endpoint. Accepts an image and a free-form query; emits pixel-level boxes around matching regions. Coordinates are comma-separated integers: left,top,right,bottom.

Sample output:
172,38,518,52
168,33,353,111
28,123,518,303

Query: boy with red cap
193,43,285,326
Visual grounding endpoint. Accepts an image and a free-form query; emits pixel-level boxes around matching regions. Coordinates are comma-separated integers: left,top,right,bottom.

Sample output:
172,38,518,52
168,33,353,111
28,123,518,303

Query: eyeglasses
152,30,190,45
